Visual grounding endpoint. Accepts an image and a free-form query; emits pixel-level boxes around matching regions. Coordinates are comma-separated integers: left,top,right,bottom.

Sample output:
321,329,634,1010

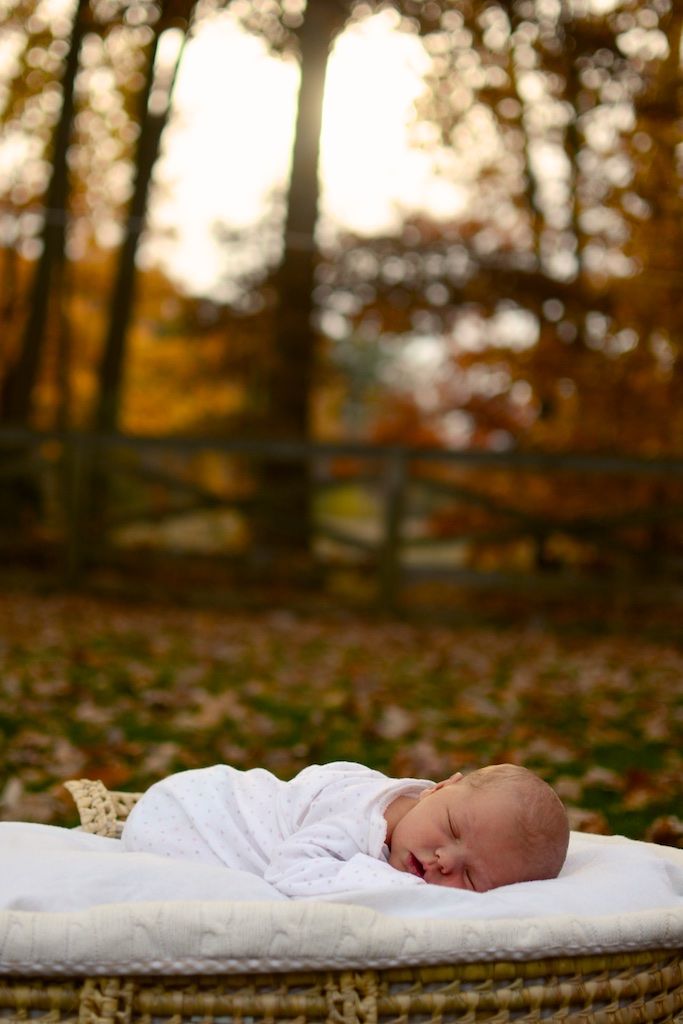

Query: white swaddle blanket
120,762,432,896
0,823,682,974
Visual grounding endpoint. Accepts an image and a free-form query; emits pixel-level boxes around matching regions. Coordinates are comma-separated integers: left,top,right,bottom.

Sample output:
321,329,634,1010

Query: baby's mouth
408,853,425,878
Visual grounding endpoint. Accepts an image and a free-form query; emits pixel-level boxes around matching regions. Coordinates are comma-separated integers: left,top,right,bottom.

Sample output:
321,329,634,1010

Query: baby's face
387,779,529,892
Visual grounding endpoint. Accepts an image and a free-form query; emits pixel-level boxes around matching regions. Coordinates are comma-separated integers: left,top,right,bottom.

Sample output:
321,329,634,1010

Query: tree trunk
0,0,86,534
256,0,347,559
94,12,191,434
86,7,193,543
0,0,87,426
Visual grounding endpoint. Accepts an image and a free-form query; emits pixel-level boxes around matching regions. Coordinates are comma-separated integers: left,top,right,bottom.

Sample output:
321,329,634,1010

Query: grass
0,588,681,843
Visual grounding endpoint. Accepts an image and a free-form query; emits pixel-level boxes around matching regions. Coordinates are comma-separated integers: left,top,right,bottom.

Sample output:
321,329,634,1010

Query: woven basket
0,779,681,1024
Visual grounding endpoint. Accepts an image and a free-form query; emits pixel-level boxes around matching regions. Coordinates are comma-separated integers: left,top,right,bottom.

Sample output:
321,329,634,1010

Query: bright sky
145,9,466,298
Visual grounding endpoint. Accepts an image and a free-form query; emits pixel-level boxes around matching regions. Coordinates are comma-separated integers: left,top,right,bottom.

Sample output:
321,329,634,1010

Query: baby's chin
424,874,468,890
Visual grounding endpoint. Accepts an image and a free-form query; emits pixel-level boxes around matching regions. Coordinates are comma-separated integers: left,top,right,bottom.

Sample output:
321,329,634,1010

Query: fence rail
1,429,683,609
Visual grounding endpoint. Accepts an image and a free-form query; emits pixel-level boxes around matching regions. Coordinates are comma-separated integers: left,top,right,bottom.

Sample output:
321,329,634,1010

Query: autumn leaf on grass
640,709,675,743
390,741,452,781
566,807,611,835
520,736,577,765
0,778,24,818
174,692,246,730
622,769,662,811
456,694,506,720
318,687,351,711
554,776,584,803
141,741,185,779
80,743,144,789
375,706,416,741
580,766,625,793
645,816,683,848
74,700,115,726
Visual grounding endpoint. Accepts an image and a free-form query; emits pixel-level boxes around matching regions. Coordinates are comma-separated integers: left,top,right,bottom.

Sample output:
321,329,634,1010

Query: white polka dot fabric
122,762,432,896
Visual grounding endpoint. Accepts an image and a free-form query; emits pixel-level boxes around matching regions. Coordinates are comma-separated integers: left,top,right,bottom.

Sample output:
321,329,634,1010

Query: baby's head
385,763,569,892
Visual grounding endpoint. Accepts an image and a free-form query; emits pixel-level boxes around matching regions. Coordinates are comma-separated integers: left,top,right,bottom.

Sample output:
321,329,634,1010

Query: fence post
379,448,406,611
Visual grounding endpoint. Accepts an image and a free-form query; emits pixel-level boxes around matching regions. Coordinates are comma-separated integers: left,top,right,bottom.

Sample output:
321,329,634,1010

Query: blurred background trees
0,0,681,605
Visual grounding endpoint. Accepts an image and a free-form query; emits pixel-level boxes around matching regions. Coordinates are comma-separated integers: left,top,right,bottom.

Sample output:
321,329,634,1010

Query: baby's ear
417,772,463,800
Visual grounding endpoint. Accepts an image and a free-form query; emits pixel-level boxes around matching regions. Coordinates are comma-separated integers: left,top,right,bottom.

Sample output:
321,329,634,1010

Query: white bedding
0,823,681,974
0,822,283,911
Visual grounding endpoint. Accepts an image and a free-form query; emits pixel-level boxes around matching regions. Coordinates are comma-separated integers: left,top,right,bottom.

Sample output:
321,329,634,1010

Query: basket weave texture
0,779,681,1024
63,779,139,839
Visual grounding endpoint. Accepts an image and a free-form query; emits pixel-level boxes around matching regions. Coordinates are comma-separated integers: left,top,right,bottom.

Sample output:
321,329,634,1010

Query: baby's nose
433,852,467,889
436,847,458,875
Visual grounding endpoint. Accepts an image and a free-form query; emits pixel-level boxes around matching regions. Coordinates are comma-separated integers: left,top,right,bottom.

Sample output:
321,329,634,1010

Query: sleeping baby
122,761,569,897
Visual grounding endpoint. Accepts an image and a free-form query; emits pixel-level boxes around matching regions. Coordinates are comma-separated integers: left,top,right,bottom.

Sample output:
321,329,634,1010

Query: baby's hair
463,764,569,881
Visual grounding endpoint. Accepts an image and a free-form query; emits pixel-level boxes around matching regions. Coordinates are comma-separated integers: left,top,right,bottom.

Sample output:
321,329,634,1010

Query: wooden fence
1,428,683,609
